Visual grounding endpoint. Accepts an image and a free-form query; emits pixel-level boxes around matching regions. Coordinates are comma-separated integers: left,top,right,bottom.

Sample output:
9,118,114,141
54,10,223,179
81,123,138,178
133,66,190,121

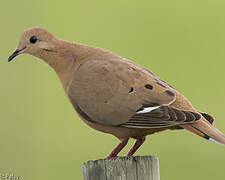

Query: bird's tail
180,118,225,145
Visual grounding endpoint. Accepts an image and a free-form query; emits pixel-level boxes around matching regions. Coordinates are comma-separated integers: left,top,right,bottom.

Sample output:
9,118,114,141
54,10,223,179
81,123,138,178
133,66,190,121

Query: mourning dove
8,27,225,159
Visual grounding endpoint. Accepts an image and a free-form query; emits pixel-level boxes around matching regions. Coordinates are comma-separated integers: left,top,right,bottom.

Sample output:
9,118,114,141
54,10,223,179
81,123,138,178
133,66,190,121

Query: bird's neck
36,40,117,92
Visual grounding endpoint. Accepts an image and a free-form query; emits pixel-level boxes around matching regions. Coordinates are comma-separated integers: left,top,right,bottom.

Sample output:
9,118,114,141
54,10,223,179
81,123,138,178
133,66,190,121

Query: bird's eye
30,36,37,44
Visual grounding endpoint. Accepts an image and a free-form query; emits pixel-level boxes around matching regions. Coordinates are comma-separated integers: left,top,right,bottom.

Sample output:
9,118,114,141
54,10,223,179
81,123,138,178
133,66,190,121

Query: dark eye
30,36,37,44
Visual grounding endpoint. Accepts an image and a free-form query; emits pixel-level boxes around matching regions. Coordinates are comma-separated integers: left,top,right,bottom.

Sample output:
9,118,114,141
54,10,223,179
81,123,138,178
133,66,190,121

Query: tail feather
181,118,225,146
198,112,214,124
208,138,224,145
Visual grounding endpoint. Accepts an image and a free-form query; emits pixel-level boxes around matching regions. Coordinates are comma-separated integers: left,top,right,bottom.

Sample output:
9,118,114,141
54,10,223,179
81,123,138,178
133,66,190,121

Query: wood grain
82,156,160,180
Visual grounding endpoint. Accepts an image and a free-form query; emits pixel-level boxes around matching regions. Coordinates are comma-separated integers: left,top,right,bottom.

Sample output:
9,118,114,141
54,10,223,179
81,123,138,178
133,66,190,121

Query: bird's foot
126,137,146,156
105,139,129,159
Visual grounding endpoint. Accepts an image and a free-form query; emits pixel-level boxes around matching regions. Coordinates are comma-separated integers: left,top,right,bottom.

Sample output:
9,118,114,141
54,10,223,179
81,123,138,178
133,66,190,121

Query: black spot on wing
129,87,134,94
165,90,175,97
145,84,153,90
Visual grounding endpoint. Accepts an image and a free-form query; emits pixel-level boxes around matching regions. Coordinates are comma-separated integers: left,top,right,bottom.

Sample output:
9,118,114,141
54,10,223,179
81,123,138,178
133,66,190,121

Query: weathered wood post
82,156,160,180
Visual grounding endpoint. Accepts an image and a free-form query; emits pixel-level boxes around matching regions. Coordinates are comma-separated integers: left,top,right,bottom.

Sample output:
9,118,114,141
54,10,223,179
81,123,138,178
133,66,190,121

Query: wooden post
82,156,160,180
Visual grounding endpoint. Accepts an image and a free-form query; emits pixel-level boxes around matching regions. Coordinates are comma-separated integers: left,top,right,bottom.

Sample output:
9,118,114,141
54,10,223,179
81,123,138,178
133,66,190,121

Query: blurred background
1,0,225,179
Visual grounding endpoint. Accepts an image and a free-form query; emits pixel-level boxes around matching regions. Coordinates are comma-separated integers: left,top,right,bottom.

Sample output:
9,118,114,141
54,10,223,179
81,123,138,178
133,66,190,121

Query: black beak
8,47,26,62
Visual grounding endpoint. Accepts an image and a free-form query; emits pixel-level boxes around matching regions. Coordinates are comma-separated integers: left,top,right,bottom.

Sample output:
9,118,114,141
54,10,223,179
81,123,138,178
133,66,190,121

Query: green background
1,0,225,179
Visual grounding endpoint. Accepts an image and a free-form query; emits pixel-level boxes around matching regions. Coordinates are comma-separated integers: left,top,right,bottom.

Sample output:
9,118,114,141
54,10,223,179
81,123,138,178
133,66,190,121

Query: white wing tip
136,106,160,114
209,138,225,146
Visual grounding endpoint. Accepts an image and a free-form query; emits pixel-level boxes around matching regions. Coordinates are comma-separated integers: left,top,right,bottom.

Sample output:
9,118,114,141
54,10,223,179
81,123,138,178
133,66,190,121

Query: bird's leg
126,137,146,157
106,139,129,159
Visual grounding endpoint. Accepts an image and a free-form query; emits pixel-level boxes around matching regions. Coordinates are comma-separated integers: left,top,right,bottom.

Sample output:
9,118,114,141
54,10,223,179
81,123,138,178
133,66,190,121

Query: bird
8,27,225,159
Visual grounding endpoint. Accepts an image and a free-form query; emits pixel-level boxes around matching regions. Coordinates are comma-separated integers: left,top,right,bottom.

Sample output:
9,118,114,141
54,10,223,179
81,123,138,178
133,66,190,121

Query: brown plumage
8,27,225,158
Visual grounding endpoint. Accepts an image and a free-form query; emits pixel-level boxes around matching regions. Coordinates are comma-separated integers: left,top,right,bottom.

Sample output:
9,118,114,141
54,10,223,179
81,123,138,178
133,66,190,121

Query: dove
8,27,225,159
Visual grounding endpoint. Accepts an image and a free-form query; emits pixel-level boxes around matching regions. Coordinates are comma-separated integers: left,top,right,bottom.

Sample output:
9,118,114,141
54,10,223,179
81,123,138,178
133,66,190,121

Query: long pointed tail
181,118,225,145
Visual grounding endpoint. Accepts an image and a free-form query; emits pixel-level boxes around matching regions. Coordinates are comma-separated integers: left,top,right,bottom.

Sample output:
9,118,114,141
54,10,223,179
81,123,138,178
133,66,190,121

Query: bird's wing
121,106,201,128
67,58,201,127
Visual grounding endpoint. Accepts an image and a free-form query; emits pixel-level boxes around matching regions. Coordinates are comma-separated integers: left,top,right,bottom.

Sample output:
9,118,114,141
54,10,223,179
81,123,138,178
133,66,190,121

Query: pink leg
106,139,129,159
126,137,146,157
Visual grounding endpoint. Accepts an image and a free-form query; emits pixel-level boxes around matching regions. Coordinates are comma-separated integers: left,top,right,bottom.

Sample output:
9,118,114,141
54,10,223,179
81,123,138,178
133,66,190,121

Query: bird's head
8,27,57,62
